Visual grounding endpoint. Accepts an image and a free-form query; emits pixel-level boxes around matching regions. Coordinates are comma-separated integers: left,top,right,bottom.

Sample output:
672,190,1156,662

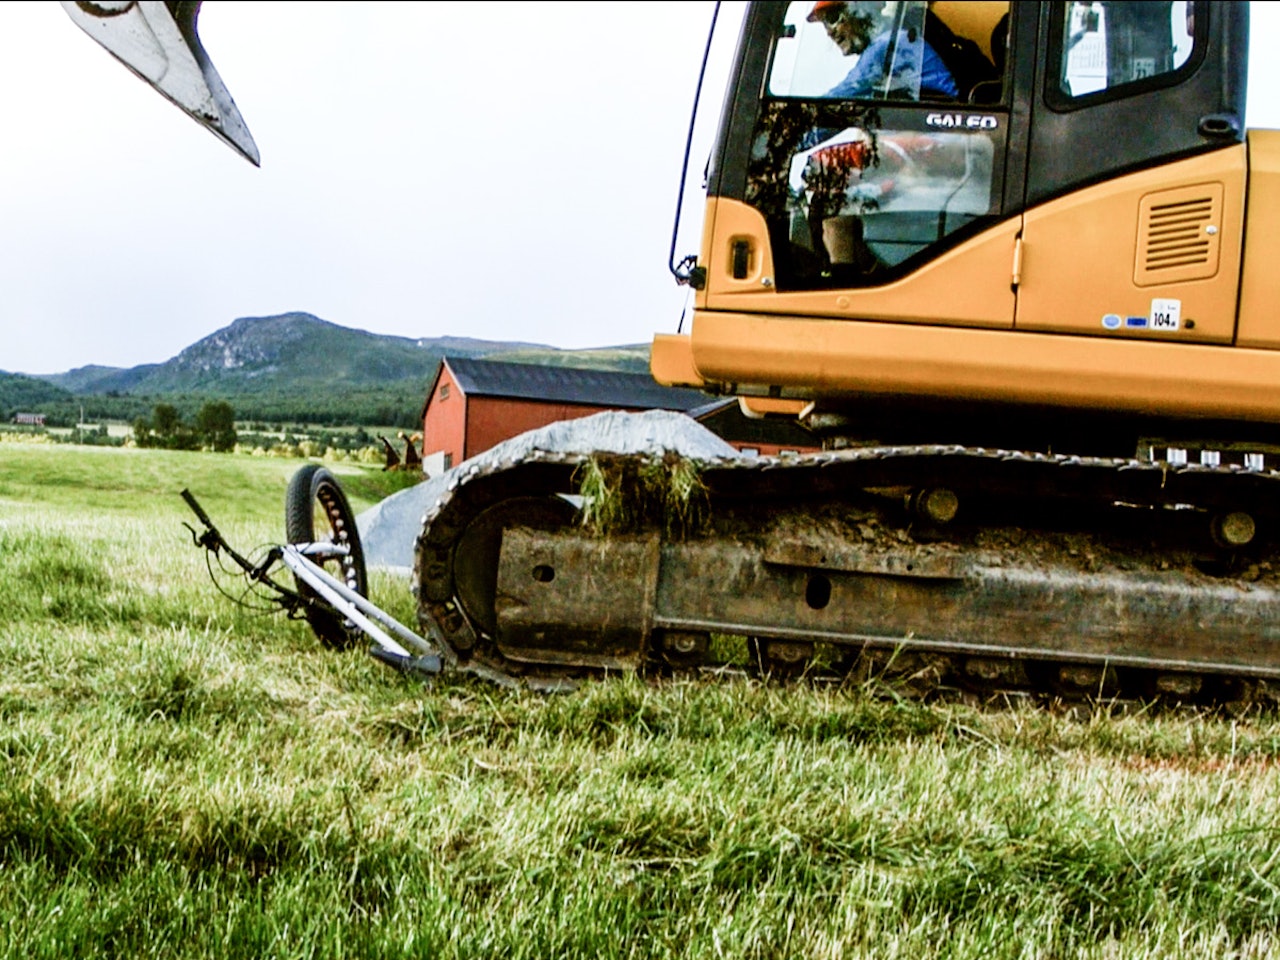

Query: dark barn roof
442,356,709,411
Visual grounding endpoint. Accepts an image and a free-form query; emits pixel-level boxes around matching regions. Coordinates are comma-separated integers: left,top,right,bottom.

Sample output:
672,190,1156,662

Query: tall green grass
2,443,1280,957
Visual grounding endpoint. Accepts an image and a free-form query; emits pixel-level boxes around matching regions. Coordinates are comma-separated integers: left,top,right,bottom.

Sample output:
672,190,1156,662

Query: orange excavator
69,1,1280,700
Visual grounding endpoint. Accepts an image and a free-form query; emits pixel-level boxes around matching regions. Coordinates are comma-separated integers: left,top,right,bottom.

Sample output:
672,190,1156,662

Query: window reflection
793,126,994,271
1060,1,1195,98
748,4,1007,291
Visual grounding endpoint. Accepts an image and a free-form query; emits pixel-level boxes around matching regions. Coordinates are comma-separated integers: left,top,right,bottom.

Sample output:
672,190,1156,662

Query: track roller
657,629,710,667
910,487,960,525
748,638,814,678
1211,511,1257,549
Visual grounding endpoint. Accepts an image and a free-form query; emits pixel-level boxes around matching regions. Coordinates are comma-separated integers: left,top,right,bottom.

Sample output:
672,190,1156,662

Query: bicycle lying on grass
182,464,445,678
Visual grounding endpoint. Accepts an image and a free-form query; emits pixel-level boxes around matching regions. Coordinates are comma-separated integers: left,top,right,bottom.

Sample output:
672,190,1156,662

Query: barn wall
421,366,466,473
464,398,630,460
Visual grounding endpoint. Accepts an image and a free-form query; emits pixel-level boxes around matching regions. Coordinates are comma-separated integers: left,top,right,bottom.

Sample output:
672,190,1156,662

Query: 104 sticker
1150,298,1181,331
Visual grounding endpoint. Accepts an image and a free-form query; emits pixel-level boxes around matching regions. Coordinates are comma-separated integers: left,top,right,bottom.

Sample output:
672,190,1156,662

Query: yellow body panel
693,199,716,312
1237,130,1280,347
682,311,1280,422
654,144,1272,421
1016,146,1246,343
739,396,809,417
651,333,702,387
703,198,1019,328
651,332,701,389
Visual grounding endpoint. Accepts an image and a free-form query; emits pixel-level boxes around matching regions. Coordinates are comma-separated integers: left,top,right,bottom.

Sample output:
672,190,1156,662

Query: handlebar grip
180,488,216,529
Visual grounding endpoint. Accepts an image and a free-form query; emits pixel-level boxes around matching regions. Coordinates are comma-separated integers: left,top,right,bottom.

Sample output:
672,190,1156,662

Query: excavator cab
654,1,1258,456
755,0,1003,281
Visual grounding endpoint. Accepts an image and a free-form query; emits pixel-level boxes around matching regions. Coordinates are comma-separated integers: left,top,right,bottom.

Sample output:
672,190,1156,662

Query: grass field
3,442,1280,957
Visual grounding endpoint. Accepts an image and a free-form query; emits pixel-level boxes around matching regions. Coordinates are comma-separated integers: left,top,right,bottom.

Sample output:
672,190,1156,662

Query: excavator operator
808,0,959,99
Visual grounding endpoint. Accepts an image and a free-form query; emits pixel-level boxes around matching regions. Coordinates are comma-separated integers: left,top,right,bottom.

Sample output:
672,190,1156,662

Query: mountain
20,313,652,428
35,313,649,398
0,371,74,415
40,364,161,395
496,346,651,374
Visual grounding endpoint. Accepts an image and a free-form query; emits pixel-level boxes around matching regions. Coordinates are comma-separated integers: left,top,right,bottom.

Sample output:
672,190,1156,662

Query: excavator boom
61,0,259,164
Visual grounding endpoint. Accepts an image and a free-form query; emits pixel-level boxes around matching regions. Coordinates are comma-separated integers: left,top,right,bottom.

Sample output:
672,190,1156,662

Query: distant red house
421,357,709,475
687,400,820,457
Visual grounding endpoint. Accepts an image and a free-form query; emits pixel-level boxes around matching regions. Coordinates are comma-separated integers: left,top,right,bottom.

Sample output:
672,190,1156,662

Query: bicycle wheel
284,464,368,650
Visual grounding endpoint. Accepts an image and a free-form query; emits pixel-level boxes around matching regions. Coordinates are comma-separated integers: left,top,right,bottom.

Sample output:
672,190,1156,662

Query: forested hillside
21,313,650,428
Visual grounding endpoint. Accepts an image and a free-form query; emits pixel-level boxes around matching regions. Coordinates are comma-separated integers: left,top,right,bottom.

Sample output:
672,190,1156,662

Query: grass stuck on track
2,443,1280,958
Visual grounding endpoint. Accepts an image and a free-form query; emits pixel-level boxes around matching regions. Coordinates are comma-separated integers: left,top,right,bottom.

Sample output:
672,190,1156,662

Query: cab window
769,0,1008,105
747,1,1008,291
770,0,938,100
1056,1,1198,102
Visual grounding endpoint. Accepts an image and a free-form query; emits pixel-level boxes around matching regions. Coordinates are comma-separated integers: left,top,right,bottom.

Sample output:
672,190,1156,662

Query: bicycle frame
181,488,443,677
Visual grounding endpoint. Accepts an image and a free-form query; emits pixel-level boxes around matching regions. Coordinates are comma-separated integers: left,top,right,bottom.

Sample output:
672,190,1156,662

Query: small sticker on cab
1150,298,1181,331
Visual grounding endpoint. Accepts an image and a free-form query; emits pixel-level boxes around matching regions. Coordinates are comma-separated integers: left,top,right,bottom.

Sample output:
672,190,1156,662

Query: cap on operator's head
807,0,846,22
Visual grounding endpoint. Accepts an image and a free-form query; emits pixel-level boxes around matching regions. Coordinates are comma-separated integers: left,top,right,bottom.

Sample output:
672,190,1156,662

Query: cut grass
576,454,708,538
2,443,1280,957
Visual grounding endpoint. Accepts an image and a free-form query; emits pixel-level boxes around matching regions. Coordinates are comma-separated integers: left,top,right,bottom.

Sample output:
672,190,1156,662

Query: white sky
2,1,1279,375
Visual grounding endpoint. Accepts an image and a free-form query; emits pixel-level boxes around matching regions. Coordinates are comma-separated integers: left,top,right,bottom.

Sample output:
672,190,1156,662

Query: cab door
701,0,1020,330
1013,1,1248,344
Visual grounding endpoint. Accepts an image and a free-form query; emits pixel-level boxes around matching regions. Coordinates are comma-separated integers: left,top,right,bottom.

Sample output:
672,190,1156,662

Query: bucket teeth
60,0,260,164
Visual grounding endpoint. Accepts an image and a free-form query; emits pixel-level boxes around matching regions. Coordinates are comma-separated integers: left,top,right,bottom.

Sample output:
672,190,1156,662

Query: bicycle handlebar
180,488,264,578
180,488,217,532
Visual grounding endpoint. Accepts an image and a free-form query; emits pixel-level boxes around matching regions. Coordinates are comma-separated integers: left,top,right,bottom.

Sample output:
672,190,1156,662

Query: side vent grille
1145,198,1212,267
1134,183,1223,286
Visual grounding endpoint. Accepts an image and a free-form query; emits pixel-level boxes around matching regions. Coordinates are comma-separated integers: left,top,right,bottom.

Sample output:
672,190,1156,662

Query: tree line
133,402,237,451
27,388,421,430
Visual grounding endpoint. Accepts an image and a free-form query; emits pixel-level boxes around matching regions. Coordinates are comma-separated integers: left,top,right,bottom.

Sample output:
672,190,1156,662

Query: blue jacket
827,31,959,99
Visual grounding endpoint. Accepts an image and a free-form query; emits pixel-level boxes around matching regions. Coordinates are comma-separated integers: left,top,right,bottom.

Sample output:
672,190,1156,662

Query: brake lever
181,520,221,554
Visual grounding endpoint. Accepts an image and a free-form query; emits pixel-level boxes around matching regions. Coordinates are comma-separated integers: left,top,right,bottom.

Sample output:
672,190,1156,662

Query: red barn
421,357,709,475
688,400,821,457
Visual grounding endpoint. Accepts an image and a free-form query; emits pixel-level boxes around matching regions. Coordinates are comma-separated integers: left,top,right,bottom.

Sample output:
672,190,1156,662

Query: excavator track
413,445,1280,702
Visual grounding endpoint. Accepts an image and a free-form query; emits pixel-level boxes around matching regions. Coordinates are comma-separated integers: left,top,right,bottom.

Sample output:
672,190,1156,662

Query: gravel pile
356,410,741,573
